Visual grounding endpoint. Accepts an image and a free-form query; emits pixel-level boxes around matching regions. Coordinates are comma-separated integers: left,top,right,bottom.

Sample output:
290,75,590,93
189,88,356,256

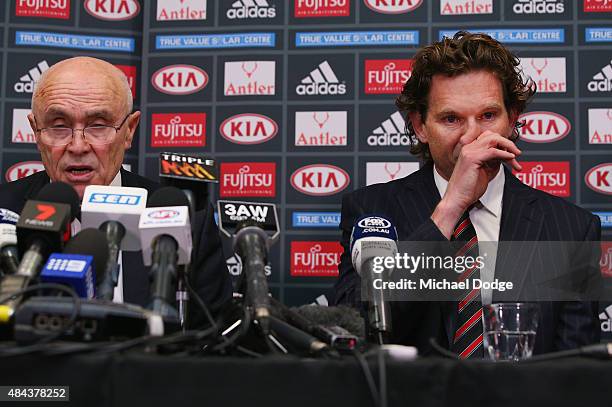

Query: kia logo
357,216,391,229
148,209,180,219
5,161,45,182
364,0,422,14
220,113,278,145
585,163,612,195
519,111,570,143
151,65,208,95
84,0,140,21
290,164,349,196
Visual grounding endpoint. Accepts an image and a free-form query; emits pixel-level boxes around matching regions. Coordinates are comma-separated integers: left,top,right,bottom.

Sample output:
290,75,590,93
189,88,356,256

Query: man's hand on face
431,130,522,239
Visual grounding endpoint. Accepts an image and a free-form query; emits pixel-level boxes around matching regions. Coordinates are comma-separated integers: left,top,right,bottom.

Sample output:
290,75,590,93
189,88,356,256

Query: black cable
352,349,381,407
429,338,460,359
184,277,217,330
0,283,81,357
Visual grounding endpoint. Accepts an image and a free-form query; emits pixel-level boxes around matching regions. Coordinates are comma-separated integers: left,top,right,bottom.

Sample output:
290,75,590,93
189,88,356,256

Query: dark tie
450,211,483,359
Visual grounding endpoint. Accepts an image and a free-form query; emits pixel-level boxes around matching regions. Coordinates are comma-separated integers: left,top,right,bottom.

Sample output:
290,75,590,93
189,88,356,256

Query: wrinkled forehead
34,67,127,119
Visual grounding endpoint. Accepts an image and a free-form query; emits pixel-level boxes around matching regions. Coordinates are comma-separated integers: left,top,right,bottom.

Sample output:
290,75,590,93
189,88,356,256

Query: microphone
81,185,148,300
217,200,280,334
269,298,359,351
139,187,192,319
0,182,77,321
350,215,398,344
0,209,20,276
268,315,330,355
45,228,111,298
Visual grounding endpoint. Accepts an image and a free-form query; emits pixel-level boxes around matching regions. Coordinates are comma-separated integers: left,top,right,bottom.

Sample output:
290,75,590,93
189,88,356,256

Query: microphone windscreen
36,181,80,221
147,186,190,208
64,228,110,284
292,305,365,338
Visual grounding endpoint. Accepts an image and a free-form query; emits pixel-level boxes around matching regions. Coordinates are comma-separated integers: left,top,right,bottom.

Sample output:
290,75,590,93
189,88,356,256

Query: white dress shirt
70,171,124,303
433,165,504,304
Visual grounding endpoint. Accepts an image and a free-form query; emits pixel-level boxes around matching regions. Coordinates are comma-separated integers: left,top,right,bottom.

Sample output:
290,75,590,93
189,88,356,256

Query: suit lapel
494,168,545,301
23,171,50,205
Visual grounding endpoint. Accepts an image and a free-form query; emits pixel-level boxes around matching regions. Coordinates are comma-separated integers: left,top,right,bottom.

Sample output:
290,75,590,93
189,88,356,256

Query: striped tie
450,211,483,359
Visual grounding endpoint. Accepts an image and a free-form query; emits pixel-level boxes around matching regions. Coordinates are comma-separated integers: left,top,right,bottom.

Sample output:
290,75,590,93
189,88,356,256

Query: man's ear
408,111,428,144
27,112,42,151
124,111,140,149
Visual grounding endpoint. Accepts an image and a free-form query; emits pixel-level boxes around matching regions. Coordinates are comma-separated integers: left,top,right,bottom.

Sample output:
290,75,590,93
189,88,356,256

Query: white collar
109,170,122,187
433,164,504,218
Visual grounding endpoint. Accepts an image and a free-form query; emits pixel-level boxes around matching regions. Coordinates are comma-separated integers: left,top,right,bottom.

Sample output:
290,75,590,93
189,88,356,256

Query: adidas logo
588,60,612,92
296,61,347,96
227,0,276,19
600,304,612,332
14,60,50,93
367,111,410,146
226,254,271,276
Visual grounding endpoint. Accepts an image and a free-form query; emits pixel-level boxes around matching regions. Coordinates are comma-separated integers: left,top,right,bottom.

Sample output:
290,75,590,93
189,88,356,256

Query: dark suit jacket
333,162,601,355
0,169,232,327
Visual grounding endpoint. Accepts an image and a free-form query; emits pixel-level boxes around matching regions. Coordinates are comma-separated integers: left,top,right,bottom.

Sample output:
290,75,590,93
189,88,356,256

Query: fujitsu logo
151,65,208,95
294,0,350,17
588,108,612,144
16,0,70,19
220,163,276,197
585,163,612,195
291,241,342,277
514,162,570,197
295,111,347,146
84,0,140,20
227,0,276,19
518,111,571,143
219,113,278,145
290,164,349,196
224,61,276,96
296,61,346,96
151,113,206,147
365,60,413,94
584,0,612,13
114,65,137,99
364,0,423,13
519,57,566,93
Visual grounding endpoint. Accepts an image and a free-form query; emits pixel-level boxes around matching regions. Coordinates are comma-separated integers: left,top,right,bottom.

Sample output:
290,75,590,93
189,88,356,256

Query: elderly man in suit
0,57,231,325
333,32,601,357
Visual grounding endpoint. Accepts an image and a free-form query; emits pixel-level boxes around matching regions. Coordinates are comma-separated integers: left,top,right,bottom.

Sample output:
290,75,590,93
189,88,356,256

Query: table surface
0,351,611,407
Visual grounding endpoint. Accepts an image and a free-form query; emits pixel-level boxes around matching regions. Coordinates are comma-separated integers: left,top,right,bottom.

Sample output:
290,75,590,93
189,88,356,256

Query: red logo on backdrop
151,113,206,148
601,242,612,278
584,0,612,12
365,59,413,94
294,0,350,17
5,161,45,182
513,162,570,197
35,204,56,220
364,0,423,14
84,0,140,20
114,64,137,99
16,0,70,19
219,113,278,145
220,163,276,197
290,241,342,277
151,65,208,95
518,111,571,143
585,163,612,195
291,164,349,196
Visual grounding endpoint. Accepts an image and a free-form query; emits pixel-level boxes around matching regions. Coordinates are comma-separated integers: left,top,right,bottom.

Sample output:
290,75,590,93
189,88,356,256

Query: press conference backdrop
0,0,610,340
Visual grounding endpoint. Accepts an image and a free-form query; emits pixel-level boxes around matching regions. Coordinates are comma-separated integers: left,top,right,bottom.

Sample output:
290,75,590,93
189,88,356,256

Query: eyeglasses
34,113,131,146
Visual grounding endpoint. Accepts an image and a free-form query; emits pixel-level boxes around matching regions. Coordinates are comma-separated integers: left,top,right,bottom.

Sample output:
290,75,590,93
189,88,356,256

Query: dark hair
395,31,536,162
